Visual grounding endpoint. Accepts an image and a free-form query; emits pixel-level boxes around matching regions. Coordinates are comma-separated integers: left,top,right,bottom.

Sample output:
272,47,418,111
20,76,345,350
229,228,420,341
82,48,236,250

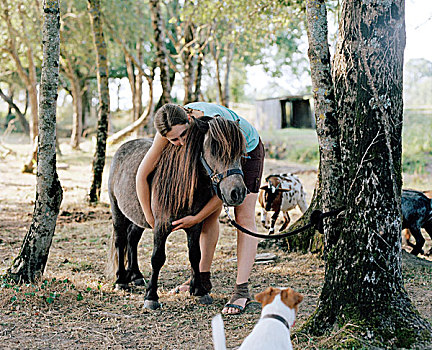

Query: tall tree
301,0,432,347
7,0,62,283
87,0,110,203
149,0,172,108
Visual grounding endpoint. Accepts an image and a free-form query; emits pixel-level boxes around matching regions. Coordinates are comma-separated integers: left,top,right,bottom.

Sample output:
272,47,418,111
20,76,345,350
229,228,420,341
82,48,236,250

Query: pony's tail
105,227,118,280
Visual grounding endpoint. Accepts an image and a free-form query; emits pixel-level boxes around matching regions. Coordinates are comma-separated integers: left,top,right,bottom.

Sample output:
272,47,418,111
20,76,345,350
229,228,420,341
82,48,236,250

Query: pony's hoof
198,293,213,305
114,283,129,291
131,278,146,286
144,299,160,310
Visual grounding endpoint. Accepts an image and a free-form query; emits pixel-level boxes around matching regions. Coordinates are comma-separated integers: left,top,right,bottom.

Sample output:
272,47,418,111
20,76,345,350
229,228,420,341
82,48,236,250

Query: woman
136,102,265,315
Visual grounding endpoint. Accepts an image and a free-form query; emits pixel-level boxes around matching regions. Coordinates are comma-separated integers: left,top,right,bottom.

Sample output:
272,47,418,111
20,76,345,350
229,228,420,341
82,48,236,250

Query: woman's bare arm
171,195,222,231
136,133,168,228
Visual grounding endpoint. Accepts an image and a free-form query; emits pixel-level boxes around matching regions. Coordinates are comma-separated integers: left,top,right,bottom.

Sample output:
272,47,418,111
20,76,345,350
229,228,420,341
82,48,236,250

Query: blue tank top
184,102,259,153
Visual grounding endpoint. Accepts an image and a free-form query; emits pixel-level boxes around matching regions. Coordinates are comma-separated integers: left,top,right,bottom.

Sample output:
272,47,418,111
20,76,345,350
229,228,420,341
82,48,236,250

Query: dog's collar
261,314,290,330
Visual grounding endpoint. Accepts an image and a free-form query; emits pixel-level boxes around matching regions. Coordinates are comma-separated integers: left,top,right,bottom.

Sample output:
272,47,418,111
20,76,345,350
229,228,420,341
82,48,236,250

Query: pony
107,116,247,310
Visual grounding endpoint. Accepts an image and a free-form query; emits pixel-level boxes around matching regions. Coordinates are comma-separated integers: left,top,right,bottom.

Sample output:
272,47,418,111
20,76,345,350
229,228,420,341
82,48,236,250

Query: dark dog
402,189,432,255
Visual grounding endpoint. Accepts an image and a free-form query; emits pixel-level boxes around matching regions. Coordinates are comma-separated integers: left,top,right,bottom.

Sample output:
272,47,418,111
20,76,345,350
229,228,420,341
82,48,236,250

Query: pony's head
201,117,247,206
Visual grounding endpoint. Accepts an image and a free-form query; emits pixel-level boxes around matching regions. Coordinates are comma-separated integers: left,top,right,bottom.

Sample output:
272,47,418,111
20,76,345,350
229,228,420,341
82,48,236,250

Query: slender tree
87,0,110,203
301,0,432,347
7,0,62,283
149,0,171,108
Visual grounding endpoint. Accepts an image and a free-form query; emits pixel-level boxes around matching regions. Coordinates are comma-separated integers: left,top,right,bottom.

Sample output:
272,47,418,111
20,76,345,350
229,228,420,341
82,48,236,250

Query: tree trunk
69,74,82,149
301,1,432,346
149,0,171,106
125,54,138,119
135,41,144,120
193,51,204,102
221,41,234,107
0,87,30,136
87,0,110,204
183,22,195,105
211,42,224,105
7,0,62,283
81,81,90,134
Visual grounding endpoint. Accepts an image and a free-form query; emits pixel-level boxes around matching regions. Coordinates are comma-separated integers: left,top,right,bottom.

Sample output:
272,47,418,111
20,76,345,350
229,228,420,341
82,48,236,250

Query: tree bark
7,0,62,283
301,0,432,346
149,0,171,106
87,0,110,203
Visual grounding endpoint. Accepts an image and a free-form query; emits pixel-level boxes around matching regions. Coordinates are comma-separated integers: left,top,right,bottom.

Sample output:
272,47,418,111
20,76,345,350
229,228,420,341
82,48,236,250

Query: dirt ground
0,136,431,349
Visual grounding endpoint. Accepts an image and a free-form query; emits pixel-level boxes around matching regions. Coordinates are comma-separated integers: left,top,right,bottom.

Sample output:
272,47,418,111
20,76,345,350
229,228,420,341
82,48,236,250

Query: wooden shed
255,95,315,130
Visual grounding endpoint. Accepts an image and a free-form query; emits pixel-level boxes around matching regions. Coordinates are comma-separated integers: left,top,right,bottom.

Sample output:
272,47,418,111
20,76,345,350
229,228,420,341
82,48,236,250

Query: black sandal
222,282,251,315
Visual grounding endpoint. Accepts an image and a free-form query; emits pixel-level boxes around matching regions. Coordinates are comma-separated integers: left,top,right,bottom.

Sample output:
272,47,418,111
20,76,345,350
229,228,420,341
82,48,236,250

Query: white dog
212,287,303,350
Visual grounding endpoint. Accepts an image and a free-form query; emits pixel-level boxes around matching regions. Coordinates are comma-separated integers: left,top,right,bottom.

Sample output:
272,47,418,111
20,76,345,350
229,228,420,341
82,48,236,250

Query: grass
402,111,432,174
260,128,319,166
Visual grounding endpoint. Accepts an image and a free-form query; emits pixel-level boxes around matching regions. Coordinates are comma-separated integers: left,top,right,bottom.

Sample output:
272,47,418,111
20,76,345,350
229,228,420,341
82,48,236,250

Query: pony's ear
194,116,210,134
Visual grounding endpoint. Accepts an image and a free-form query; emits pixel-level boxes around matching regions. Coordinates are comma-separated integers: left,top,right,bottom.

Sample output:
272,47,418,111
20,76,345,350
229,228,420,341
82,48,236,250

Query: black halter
200,153,244,202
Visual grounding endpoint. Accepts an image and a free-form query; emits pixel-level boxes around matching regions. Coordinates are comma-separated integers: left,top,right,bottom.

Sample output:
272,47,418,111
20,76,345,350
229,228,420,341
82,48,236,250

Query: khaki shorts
241,139,265,193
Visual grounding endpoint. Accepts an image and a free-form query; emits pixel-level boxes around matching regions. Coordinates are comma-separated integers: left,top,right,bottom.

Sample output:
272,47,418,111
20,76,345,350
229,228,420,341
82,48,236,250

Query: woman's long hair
152,116,245,227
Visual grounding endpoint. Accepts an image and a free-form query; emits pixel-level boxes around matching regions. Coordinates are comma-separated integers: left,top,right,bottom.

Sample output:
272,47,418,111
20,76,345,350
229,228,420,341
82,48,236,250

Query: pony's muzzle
230,187,247,205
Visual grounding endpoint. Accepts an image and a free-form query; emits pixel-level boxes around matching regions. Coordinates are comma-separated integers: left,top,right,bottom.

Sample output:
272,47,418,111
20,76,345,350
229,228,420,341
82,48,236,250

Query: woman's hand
171,215,198,231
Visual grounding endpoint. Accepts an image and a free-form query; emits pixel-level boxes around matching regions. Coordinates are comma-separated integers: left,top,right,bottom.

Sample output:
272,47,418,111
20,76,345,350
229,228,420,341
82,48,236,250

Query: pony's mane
152,116,245,227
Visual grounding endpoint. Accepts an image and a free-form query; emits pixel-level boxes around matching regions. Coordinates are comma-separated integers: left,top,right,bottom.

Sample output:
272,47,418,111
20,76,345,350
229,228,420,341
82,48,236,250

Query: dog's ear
255,287,280,306
260,185,269,190
281,288,304,309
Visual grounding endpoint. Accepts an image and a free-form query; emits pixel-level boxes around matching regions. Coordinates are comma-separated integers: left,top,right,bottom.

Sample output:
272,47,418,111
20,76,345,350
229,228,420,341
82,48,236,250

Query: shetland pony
107,116,247,309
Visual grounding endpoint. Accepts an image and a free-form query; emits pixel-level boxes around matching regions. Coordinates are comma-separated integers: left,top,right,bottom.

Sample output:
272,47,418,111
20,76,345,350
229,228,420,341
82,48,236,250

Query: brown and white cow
258,173,308,234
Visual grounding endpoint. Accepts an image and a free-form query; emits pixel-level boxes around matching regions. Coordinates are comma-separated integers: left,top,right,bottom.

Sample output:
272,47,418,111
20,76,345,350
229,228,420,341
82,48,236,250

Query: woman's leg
199,206,222,272
222,193,259,314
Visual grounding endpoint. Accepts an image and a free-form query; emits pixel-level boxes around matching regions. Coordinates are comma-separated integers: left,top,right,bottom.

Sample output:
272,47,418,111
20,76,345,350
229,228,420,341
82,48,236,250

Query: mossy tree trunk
7,0,63,283
87,0,110,204
301,0,432,347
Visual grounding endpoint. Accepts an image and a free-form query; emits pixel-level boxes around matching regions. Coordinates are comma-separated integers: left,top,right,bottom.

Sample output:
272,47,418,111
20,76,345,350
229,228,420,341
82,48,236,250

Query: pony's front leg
186,224,213,305
144,228,169,310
